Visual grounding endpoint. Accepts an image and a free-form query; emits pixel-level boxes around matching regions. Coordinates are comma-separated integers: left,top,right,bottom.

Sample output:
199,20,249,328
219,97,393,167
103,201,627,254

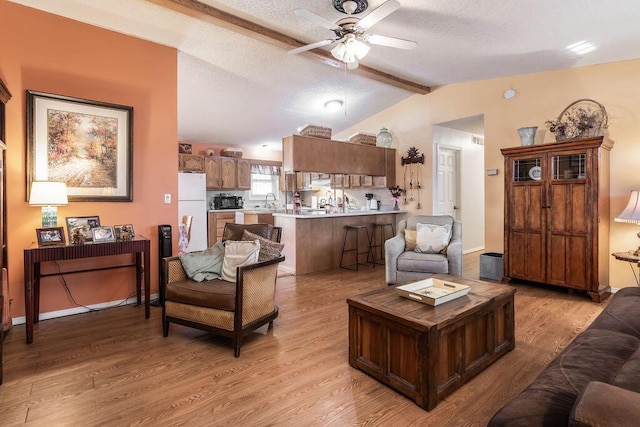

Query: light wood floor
0,253,608,426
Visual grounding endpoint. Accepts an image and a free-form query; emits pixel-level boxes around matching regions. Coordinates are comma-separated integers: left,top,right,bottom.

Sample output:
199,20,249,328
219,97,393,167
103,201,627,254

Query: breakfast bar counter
273,209,407,275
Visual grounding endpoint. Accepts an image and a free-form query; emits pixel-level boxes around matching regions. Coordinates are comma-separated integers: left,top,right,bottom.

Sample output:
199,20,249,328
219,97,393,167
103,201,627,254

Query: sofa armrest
570,381,640,427
385,234,406,285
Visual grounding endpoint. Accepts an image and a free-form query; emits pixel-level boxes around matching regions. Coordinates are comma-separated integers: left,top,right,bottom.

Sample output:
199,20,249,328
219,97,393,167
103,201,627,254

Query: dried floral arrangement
545,99,608,141
388,186,405,199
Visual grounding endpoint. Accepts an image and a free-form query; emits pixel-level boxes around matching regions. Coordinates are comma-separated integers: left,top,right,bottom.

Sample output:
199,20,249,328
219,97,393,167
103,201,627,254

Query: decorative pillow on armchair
241,230,284,262
178,240,225,282
221,240,260,282
404,229,417,251
415,223,452,254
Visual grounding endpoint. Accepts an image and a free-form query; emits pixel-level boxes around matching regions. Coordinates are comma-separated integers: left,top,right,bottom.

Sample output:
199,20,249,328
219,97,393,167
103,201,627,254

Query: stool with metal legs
371,223,395,265
340,225,374,271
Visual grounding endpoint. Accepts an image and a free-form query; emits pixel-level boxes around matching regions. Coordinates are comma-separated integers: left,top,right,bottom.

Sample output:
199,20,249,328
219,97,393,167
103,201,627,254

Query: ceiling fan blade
288,39,336,55
356,0,401,31
294,9,341,31
364,34,417,50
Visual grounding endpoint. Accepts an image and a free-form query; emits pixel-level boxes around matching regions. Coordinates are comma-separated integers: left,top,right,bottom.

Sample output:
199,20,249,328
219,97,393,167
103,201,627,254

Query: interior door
436,145,460,219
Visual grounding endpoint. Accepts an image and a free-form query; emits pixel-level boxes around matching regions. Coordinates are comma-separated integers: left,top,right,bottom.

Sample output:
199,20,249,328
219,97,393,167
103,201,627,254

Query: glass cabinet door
513,158,542,182
552,153,586,180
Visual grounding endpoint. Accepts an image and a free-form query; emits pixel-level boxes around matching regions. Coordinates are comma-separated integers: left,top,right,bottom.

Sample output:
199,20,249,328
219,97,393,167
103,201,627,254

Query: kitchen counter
274,210,407,276
273,209,407,218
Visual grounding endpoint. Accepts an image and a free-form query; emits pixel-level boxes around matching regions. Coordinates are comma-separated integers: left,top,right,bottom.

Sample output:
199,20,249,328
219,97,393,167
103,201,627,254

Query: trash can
479,252,504,282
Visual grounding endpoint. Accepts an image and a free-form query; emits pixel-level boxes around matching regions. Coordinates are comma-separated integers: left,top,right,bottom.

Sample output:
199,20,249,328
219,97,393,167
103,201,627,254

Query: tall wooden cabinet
502,137,612,302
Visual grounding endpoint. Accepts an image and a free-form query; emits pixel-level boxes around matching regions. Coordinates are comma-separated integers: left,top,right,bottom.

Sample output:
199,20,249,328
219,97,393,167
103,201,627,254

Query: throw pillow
221,240,260,282
241,230,284,262
415,222,452,254
404,229,417,251
178,240,225,282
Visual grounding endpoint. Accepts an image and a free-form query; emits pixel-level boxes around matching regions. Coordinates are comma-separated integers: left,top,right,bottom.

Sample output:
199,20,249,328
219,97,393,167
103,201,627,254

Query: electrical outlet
164,193,171,204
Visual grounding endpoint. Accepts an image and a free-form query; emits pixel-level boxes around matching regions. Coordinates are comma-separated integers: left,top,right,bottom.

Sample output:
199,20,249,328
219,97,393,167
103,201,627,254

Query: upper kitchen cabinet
283,135,339,173
237,159,251,190
204,156,240,189
179,154,204,172
204,157,221,189
282,135,394,178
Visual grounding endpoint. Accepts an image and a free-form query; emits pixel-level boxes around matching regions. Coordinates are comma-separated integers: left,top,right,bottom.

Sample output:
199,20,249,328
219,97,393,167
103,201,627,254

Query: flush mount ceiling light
566,41,596,55
324,99,344,112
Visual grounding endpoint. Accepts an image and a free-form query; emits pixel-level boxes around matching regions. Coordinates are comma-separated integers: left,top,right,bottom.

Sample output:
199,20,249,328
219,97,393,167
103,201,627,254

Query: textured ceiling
10,0,640,149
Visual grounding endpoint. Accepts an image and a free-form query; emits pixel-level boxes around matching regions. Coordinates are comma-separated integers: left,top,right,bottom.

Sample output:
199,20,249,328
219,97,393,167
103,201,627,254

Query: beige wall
336,59,640,289
1,1,178,319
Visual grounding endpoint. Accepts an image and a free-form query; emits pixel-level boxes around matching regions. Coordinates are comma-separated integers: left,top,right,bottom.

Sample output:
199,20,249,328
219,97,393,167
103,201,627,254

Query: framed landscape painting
27,90,133,202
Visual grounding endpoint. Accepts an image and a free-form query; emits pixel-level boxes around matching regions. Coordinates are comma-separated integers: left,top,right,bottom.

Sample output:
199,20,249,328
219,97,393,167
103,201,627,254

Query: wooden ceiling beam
147,0,430,94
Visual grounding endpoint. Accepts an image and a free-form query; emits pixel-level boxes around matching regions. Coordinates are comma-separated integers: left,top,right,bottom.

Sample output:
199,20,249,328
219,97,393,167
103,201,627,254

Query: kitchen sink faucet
264,192,277,208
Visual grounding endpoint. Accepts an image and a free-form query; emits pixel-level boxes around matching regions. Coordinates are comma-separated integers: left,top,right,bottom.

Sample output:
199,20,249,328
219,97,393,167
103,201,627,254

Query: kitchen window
250,164,280,199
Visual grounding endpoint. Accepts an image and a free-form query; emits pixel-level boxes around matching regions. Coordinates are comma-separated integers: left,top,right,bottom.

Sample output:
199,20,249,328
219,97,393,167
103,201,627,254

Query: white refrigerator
178,172,208,252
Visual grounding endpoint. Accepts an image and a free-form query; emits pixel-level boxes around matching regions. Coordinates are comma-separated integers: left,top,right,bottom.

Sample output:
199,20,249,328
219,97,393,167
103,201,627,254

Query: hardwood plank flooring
0,253,608,426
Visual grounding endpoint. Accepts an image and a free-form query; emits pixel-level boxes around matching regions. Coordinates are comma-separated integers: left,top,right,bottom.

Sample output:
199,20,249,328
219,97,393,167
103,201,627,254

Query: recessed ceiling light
566,41,596,55
324,99,344,112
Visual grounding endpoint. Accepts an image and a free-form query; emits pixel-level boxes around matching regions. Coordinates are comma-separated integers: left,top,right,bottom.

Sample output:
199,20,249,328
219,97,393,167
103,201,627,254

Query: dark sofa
489,287,640,426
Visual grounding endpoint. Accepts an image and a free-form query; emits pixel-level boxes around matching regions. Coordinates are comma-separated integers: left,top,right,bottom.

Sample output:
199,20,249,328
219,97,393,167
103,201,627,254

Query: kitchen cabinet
349,175,362,188
220,157,236,189
207,211,236,245
282,135,392,177
501,137,612,302
179,154,204,172
204,157,241,190
242,212,274,226
237,158,251,190
204,157,221,189
372,176,387,188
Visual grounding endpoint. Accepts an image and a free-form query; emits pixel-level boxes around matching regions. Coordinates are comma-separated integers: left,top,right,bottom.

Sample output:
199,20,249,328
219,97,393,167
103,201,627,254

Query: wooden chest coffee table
347,275,515,411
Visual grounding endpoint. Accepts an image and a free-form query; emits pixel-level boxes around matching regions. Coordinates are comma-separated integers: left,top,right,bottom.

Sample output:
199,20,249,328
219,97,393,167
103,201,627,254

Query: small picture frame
66,216,101,244
36,227,66,246
178,143,192,154
114,224,135,241
92,226,115,243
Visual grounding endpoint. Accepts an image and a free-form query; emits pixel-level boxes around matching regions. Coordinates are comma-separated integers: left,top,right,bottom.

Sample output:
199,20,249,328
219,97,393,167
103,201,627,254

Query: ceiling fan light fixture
324,99,344,112
331,35,370,65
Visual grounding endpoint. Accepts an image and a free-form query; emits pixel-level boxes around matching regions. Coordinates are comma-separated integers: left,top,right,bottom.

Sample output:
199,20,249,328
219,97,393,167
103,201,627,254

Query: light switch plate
164,193,171,204
487,169,499,176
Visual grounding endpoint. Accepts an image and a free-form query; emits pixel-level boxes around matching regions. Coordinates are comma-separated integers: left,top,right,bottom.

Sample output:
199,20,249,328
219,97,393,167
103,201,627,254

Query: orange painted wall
1,1,178,318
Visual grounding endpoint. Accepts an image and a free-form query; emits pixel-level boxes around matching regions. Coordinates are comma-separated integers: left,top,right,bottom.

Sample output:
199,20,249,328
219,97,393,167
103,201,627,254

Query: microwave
213,195,243,210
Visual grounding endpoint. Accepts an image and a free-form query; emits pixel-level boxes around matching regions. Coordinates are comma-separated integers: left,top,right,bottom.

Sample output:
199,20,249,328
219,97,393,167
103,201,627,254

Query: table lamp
29,181,68,227
615,189,640,255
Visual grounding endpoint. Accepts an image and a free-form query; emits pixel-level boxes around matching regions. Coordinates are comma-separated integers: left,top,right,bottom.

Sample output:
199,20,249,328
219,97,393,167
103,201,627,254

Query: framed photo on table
114,224,135,241
36,227,66,246
66,216,101,244
26,90,133,202
92,226,115,243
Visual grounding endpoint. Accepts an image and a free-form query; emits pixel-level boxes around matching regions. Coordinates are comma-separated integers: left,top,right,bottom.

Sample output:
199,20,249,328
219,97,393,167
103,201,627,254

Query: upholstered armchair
385,215,462,285
162,223,284,357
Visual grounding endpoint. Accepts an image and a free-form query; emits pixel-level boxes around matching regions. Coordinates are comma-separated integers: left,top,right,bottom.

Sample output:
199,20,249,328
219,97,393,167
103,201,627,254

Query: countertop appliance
212,194,243,210
178,172,207,252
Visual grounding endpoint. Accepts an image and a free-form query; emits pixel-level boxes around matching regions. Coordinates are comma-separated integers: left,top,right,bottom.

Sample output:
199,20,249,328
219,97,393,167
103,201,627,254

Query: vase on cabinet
517,126,538,146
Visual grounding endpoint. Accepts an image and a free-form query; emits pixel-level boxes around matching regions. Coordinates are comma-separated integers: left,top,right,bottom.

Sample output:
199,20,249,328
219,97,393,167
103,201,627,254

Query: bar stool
371,223,395,265
340,225,374,271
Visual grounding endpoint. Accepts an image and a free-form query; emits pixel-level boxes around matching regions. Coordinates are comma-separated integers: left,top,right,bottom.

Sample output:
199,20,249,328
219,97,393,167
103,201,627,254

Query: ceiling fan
288,0,417,69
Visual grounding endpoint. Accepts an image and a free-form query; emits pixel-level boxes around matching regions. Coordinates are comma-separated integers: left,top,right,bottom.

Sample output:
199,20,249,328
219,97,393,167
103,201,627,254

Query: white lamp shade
615,190,640,224
29,181,68,206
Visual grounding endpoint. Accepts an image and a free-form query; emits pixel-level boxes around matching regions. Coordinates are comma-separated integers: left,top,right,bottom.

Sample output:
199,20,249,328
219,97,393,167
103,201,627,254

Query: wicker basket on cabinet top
300,124,332,139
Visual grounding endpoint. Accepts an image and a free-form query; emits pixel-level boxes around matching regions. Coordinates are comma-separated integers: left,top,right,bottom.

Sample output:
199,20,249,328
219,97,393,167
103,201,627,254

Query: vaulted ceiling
10,0,640,149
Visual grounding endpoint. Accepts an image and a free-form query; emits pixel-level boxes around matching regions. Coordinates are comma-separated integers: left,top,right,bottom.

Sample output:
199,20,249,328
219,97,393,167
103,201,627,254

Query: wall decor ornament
27,90,133,202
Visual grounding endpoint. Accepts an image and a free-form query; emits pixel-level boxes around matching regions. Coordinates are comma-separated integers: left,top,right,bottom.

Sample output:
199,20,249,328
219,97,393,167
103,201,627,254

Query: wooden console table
23,236,151,344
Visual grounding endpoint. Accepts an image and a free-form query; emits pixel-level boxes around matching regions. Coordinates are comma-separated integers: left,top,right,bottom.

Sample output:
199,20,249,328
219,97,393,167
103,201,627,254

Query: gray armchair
385,215,462,285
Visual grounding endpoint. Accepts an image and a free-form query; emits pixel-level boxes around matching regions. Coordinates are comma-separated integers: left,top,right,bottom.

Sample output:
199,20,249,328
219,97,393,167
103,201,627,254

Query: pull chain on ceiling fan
288,0,417,69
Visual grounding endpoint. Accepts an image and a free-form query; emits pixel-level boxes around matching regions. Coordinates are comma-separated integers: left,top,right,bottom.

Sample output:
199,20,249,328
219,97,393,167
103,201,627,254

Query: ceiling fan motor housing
334,0,368,15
